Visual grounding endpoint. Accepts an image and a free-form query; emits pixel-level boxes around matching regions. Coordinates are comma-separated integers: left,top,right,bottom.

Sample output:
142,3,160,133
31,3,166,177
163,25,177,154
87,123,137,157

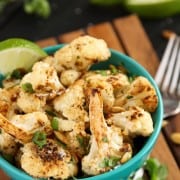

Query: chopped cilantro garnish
99,156,120,168
109,64,118,74
45,110,57,117
127,95,133,99
145,158,168,180
21,82,34,93
32,131,47,148
51,117,59,130
102,136,108,142
95,70,108,76
11,68,26,79
128,75,136,83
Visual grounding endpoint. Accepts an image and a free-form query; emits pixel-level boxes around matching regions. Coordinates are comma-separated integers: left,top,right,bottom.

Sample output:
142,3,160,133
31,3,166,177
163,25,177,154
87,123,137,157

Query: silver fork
155,35,180,119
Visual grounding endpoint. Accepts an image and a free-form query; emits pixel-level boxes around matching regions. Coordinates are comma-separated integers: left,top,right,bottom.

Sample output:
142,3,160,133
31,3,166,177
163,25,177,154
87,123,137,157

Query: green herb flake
144,158,168,180
51,117,59,130
21,82,34,93
56,139,67,149
11,68,26,79
102,136,108,143
126,95,133,99
99,157,109,168
109,64,118,74
95,70,108,76
128,75,136,83
108,156,120,167
99,156,120,168
0,128,2,134
76,135,85,147
45,110,57,117
2,153,14,163
32,131,47,148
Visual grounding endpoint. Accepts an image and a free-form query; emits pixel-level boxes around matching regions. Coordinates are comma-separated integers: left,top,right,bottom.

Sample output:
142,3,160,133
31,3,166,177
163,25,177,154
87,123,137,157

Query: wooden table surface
0,14,180,180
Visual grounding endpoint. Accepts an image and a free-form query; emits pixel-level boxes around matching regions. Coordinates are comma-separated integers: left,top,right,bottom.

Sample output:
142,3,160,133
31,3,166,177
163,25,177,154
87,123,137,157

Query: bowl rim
0,44,163,180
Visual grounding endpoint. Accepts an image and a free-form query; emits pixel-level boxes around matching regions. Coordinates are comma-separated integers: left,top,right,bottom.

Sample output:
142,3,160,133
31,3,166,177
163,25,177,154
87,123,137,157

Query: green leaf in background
0,0,13,13
24,0,51,18
128,158,168,180
144,158,168,180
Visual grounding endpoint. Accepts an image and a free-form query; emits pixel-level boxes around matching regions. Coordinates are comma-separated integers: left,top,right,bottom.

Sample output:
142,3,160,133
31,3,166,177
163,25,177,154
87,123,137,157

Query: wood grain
0,169,10,180
112,15,180,179
163,113,180,167
58,29,85,43
87,22,125,53
113,15,159,77
151,133,180,180
36,37,58,48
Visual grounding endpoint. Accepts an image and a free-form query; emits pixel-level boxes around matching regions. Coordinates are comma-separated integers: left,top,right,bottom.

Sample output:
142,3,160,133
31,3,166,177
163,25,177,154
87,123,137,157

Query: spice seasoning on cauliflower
0,35,158,179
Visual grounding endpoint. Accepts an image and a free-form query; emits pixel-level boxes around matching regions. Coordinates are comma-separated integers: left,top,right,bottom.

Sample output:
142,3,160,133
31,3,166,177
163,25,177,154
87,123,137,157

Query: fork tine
154,35,176,87
161,36,180,97
169,39,180,98
178,77,180,98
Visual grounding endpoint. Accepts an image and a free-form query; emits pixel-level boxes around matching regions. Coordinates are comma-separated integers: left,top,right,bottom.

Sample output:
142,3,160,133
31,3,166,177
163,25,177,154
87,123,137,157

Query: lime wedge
123,0,180,18
0,38,47,75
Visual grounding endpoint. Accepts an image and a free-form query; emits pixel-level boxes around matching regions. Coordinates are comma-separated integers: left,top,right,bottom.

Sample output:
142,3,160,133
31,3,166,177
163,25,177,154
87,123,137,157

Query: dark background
0,0,180,60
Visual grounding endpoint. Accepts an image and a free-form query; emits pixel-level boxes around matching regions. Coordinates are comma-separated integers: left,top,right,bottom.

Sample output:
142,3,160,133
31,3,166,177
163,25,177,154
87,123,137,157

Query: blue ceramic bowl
0,45,163,180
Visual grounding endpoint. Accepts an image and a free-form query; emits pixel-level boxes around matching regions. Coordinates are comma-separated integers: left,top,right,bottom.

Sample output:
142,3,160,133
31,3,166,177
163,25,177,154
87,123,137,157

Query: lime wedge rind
0,38,47,75
0,38,47,56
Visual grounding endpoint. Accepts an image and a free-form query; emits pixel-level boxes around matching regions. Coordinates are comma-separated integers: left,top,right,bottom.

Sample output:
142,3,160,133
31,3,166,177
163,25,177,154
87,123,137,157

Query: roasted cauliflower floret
0,35,159,179
0,86,21,119
84,73,115,111
21,61,64,98
82,89,132,175
17,91,46,113
114,76,158,112
19,139,78,179
53,35,111,72
0,112,52,143
0,88,11,117
53,79,88,122
106,73,130,93
0,128,19,156
60,69,81,87
54,120,89,158
53,80,89,157
108,106,154,137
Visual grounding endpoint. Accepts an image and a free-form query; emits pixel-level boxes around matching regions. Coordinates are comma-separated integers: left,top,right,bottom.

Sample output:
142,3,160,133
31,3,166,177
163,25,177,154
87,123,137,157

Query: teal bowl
0,45,163,180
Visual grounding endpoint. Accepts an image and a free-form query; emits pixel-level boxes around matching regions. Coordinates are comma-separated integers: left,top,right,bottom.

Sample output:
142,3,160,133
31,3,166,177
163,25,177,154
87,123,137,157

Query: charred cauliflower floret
53,80,89,157
17,90,46,113
0,112,52,143
106,73,130,94
53,35,111,72
84,73,115,111
53,79,88,122
0,36,159,179
17,61,65,113
0,86,20,118
21,61,64,98
19,139,78,179
60,69,81,87
114,76,158,112
82,89,132,175
0,128,19,156
0,88,11,117
108,106,154,137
